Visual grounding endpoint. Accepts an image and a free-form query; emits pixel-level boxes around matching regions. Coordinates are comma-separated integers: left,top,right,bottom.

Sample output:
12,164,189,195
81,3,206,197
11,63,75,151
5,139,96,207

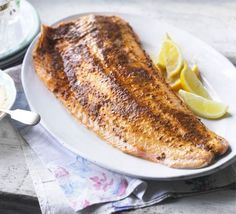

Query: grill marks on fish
78,17,212,150
33,15,229,168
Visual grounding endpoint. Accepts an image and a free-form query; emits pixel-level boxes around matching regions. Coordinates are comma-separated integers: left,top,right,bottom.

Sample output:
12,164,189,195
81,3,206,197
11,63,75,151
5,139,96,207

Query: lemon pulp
180,63,210,99
158,35,183,79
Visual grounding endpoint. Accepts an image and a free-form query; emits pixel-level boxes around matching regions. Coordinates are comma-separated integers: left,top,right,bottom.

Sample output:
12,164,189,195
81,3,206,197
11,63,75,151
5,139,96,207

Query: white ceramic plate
0,71,16,119
22,12,236,180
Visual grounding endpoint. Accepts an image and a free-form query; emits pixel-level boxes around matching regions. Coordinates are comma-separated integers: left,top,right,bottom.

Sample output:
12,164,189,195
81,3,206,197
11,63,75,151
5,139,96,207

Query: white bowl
0,71,17,119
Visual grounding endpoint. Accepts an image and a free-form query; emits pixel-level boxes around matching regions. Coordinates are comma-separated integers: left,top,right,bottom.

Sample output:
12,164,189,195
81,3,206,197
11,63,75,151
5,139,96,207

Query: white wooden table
0,0,236,213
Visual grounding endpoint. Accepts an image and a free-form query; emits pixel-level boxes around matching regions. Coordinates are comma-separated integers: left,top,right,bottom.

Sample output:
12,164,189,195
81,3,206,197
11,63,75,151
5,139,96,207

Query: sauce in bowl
0,71,16,119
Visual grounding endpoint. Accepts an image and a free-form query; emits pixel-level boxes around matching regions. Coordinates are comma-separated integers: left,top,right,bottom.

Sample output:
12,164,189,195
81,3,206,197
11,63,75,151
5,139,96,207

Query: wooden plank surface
0,0,236,213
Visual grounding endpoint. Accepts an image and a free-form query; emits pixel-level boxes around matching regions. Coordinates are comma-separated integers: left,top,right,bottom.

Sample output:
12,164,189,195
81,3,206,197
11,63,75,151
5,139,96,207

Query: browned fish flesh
33,15,229,168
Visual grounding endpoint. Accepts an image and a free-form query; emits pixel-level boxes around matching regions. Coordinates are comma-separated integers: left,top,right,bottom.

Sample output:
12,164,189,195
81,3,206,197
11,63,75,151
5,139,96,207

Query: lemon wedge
158,34,183,78
167,61,188,91
179,90,228,119
180,63,210,99
169,78,182,91
156,63,166,73
165,40,183,78
158,34,170,68
192,64,201,79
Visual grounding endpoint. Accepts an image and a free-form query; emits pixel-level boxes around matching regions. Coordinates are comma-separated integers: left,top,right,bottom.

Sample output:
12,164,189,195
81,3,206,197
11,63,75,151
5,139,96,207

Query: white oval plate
22,12,236,180
0,71,16,119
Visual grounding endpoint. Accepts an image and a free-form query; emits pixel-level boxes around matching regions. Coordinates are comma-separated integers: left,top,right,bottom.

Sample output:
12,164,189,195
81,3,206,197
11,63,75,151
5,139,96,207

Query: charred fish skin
33,15,228,169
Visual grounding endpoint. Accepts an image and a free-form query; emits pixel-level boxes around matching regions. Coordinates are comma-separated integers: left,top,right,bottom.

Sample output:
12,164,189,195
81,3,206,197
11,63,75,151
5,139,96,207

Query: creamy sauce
0,84,8,109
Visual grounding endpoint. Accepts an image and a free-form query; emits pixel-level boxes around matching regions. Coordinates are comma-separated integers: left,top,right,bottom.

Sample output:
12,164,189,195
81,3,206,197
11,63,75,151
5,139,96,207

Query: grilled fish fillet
33,15,229,168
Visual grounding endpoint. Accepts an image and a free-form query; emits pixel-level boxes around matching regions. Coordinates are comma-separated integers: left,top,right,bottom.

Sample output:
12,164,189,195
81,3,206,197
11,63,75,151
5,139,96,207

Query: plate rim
0,47,27,69
22,12,236,180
